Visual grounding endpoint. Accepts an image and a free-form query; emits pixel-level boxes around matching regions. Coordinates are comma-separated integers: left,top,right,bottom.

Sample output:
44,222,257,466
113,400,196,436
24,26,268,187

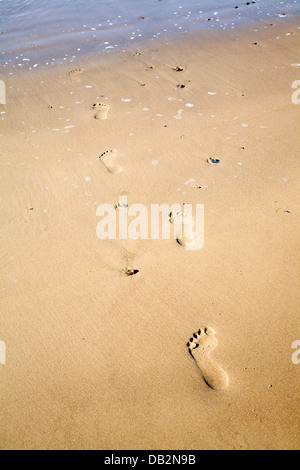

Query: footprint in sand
99,150,123,174
94,103,110,121
177,234,196,248
170,211,196,248
69,68,84,82
207,157,221,165
187,327,229,390
169,211,191,225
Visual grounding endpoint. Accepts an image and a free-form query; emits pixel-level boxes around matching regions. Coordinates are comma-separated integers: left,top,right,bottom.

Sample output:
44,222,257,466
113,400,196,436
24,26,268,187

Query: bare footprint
169,211,196,248
187,328,229,390
171,213,196,248
99,150,123,174
207,157,221,165
69,68,84,82
94,103,110,121
169,211,192,225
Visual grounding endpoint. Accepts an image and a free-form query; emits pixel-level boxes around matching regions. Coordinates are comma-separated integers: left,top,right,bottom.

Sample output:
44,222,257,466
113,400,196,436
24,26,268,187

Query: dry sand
0,20,299,450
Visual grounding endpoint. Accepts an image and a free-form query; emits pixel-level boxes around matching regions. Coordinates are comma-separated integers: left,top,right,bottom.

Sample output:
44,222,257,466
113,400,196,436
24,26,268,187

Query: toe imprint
170,211,197,248
177,236,196,248
187,328,229,390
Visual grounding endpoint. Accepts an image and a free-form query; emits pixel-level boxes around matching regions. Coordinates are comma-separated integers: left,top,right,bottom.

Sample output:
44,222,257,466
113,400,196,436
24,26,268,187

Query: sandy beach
0,8,299,450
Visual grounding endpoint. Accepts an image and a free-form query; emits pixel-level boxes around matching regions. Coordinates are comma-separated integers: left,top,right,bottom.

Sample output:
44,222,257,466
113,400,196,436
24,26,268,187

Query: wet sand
0,20,299,450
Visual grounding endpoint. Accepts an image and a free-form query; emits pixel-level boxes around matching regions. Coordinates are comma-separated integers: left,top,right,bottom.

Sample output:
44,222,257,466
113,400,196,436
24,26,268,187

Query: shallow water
0,0,299,68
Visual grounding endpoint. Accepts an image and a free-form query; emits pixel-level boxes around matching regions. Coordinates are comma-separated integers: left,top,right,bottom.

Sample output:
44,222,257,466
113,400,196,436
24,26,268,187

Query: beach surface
0,15,299,449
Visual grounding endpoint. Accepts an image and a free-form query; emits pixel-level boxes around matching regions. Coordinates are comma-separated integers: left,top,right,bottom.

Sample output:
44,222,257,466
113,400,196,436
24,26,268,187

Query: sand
0,19,299,450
